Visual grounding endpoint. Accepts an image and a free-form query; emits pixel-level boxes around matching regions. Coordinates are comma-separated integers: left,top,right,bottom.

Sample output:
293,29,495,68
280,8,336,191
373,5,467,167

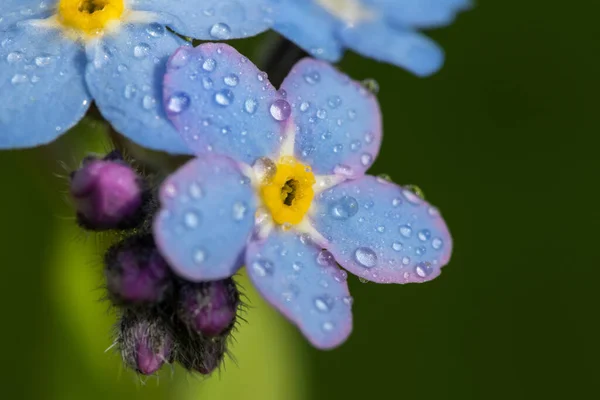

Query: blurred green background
1,1,597,399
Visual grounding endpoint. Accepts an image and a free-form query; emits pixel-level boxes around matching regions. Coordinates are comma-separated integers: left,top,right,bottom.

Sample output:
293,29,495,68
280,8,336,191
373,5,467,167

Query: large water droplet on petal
269,99,292,121
415,262,433,278
214,89,234,107
354,247,377,268
330,196,359,220
166,92,191,115
314,295,334,313
252,259,274,277
209,22,232,39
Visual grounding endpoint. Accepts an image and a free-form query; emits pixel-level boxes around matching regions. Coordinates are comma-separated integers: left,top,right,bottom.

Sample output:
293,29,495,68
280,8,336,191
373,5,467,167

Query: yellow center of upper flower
58,0,124,36
316,0,375,25
260,157,316,226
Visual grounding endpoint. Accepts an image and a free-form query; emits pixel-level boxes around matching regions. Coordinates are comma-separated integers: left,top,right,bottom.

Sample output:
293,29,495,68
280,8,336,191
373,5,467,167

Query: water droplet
304,71,321,85
214,89,234,107
342,296,354,306
166,92,190,115
7,51,23,63
252,157,277,183
244,98,258,114
317,250,335,267
355,247,377,268
169,48,190,69
333,164,354,176
361,78,380,95
133,43,151,58
314,295,334,313
232,201,247,221
300,101,310,112
146,22,165,37
193,248,206,264
202,58,216,72
392,242,403,251
292,261,304,272
269,99,291,121
348,109,357,120
334,270,348,283
350,140,361,152
282,284,299,302
399,225,413,238
376,225,385,233
124,84,137,99
322,321,335,332
184,211,200,229
415,246,426,256
252,259,274,277
333,144,343,153
418,229,431,242
317,108,327,119
202,76,213,90
360,153,373,166
392,197,402,207
428,207,440,217
257,72,268,82
328,96,342,109
222,73,239,87
188,182,203,199
330,196,359,220
415,262,433,278
403,188,424,205
209,22,232,39
432,237,443,250
365,132,374,143
142,95,156,110
34,55,51,67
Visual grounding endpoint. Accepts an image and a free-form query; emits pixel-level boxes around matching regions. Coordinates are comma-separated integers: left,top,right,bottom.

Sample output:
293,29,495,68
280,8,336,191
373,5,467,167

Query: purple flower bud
70,153,144,230
174,327,227,375
119,310,173,376
105,236,172,305
177,279,239,337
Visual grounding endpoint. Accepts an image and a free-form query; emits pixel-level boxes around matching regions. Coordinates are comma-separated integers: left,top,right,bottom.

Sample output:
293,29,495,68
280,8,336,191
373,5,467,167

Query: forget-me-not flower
153,43,453,349
0,0,273,151
271,0,472,76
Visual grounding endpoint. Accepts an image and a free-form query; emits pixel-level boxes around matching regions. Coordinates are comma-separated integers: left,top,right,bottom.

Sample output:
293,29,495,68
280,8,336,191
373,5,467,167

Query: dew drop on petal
314,295,334,313
244,98,258,114
166,92,191,115
269,99,291,121
415,262,433,278
202,58,216,72
252,259,274,277
223,73,239,87
354,247,377,268
330,196,359,220
214,89,234,107
209,22,232,39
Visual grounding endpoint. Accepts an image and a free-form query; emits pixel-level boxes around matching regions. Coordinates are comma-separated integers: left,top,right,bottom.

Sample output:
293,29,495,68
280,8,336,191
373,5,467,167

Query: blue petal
272,0,343,61
281,58,381,177
85,23,192,154
339,22,444,77
154,155,257,282
0,1,53,31
0,25,90,149
311,176,452,284
163,43,285,165
246,229,352,349
366,0,472,28
131,0,273,40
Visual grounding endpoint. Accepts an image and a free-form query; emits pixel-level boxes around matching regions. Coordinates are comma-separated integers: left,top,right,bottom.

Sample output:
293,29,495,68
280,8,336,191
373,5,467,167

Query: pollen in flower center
257,157,316,226
58,0,125,36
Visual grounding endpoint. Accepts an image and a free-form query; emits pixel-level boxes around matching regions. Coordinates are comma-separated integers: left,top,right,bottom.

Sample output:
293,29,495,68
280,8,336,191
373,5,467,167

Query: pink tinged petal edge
311,175,452,284
281,58,382,177
246,229,353,349
153,155,258,282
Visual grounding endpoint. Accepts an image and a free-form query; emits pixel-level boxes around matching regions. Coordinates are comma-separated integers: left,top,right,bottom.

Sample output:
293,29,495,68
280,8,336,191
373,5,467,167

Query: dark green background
1,1,597,399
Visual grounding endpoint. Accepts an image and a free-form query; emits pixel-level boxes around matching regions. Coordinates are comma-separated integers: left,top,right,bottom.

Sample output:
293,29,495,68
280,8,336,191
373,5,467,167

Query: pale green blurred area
0,121,306,400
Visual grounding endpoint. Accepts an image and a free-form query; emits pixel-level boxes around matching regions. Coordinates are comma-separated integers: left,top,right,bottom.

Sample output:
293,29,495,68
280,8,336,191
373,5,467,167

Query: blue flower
0,0,273,151
153,43,453,349
271,0,472,76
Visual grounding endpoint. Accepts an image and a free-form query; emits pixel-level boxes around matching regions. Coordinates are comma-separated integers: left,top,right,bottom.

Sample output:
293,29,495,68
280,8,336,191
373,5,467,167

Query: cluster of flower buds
70,151,241,376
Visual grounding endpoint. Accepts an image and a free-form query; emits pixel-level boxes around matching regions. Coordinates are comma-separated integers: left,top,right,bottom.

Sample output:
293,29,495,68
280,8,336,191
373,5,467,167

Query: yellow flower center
260,157,316,226
58,0,124,36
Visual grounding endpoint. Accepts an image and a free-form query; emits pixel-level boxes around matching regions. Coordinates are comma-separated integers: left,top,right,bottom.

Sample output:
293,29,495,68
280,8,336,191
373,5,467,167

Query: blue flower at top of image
272,0,472,76
153,43,453,349
0,0,273,152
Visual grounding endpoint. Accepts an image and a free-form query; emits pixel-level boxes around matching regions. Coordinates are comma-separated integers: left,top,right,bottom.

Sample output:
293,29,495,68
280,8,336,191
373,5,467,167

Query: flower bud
70,152,145,230
177,279,239,337
105,236,172,305
118,310,173,375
